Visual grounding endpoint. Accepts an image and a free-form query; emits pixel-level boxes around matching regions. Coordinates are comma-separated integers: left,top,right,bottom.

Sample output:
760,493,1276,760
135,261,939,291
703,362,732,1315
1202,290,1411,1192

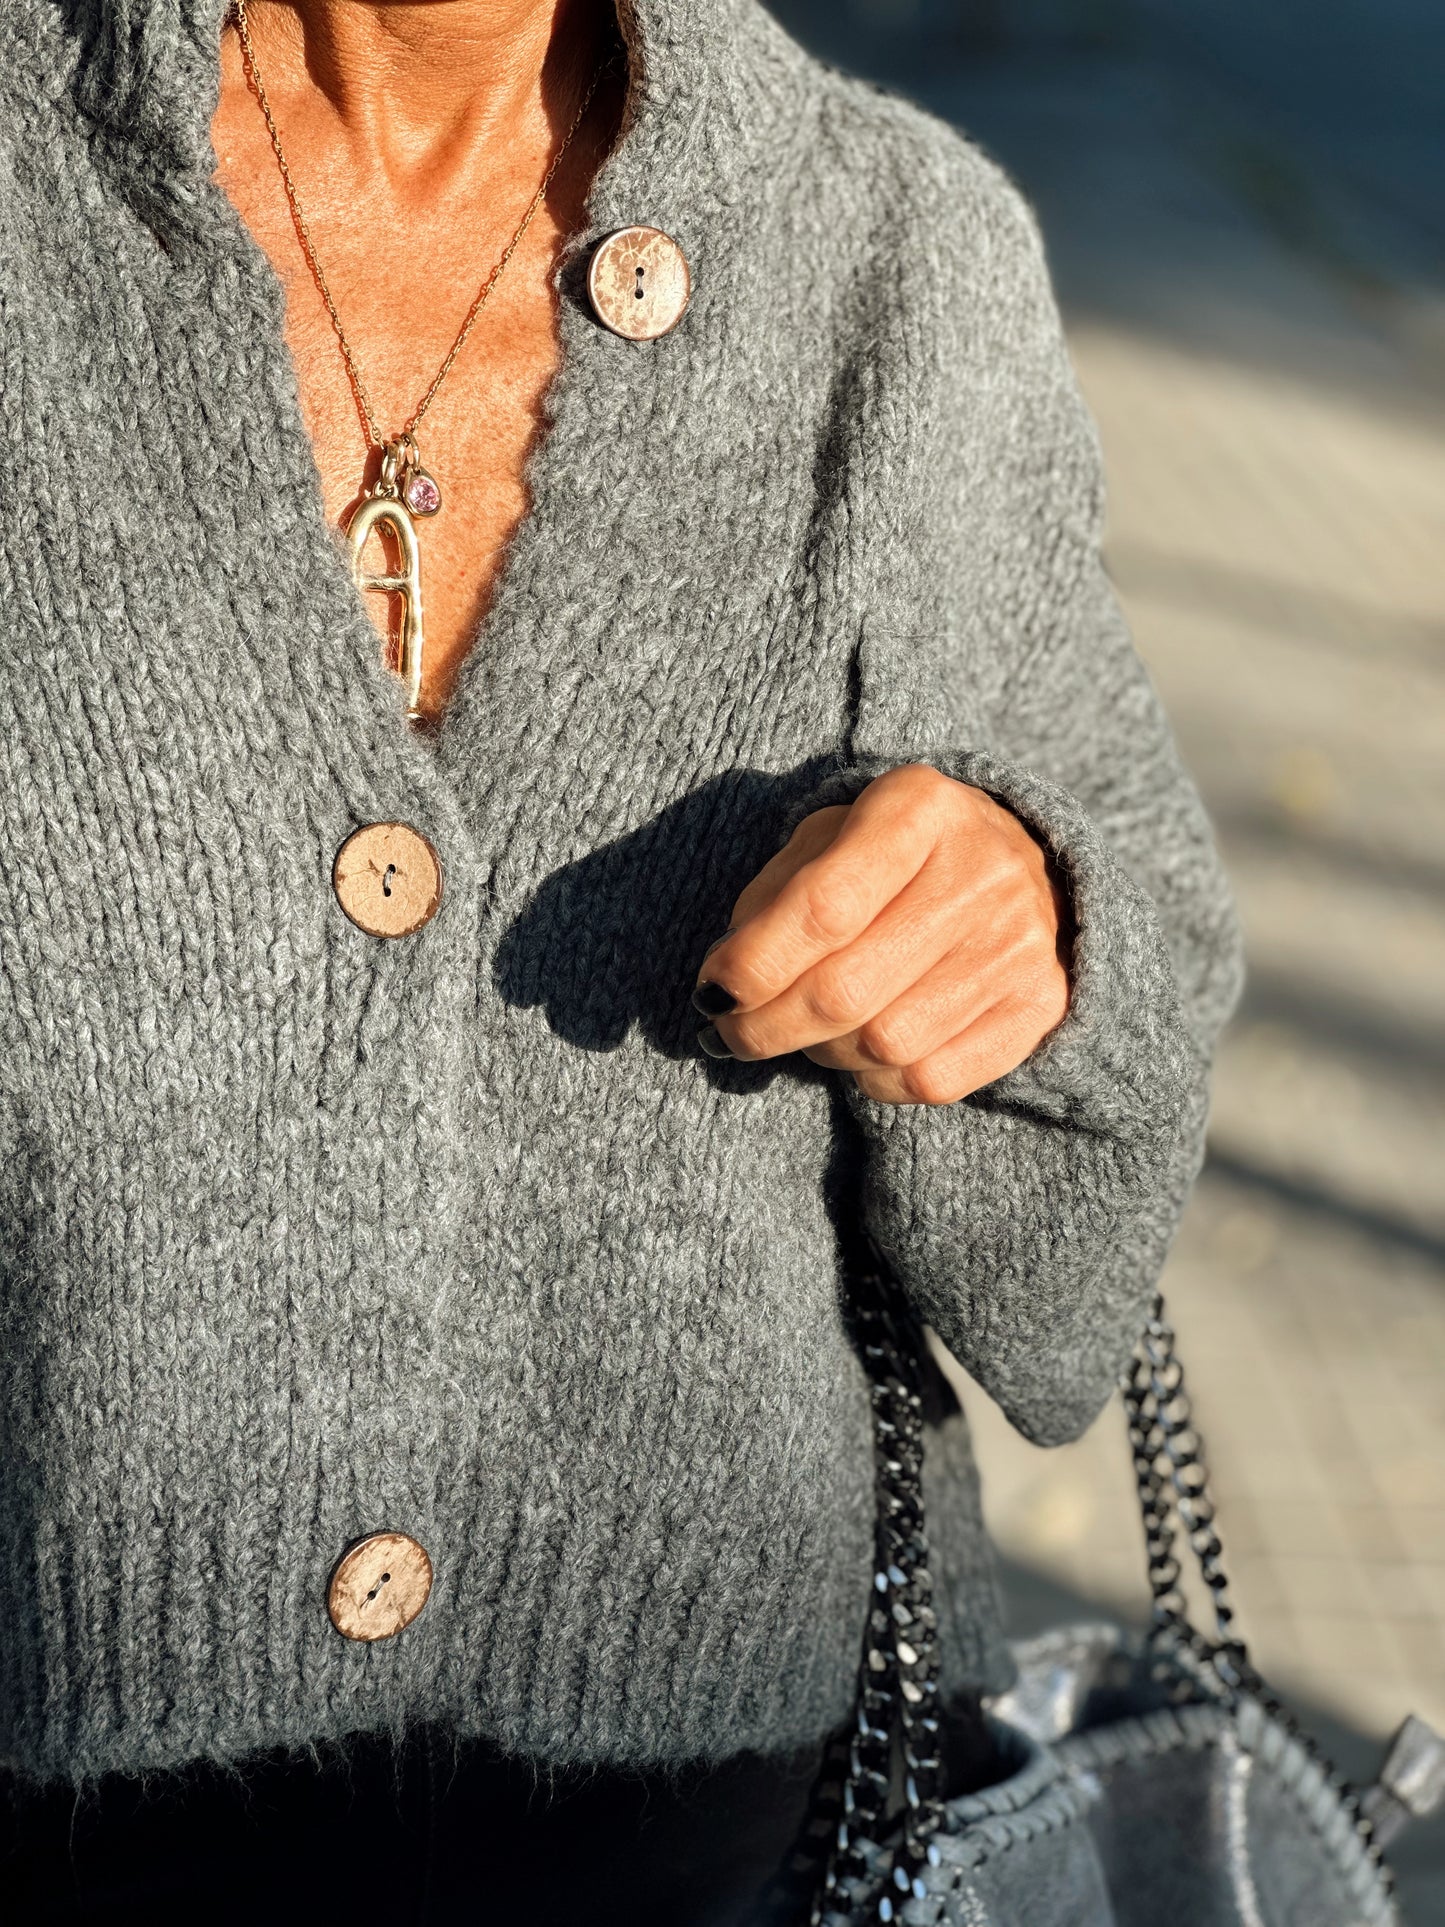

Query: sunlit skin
212,0,629,724
692,766,1073,1106
212,4,1071,1106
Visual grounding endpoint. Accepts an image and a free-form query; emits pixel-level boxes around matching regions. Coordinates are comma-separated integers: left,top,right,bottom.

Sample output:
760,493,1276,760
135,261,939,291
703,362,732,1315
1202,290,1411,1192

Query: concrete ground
769,1,1445,1913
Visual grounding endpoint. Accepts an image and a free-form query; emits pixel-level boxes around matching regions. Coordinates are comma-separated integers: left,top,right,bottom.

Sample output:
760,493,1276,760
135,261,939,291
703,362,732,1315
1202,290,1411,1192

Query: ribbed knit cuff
775,750,1200,1135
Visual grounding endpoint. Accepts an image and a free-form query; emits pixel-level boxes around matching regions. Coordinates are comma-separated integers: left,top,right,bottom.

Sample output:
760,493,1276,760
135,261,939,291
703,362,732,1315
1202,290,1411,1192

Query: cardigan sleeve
776,171,1245,1448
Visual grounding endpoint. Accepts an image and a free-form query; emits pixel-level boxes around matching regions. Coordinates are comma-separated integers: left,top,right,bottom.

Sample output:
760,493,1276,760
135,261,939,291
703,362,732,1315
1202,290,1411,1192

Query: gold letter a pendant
346,438,433,723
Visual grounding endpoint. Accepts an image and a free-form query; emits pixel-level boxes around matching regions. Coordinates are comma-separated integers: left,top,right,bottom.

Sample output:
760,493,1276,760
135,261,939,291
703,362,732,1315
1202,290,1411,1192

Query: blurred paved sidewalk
768,2,1445,1909
973,280,1445,1913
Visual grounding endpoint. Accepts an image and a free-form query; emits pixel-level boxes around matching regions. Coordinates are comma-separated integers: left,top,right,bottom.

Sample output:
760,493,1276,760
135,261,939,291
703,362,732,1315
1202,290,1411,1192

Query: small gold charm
346,440,426,721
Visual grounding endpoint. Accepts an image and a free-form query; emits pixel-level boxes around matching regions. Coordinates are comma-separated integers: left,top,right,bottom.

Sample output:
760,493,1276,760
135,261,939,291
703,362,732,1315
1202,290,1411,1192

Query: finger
718,860,984,1061
790,938,999,1072
845,995,1060,1106
697,773,943,1012
803,911,1067,1072
719,824,1072,1063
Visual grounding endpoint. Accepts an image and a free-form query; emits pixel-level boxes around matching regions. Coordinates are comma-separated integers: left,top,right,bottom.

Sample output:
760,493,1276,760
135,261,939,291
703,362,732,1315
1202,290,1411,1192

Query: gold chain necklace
230,0,608,720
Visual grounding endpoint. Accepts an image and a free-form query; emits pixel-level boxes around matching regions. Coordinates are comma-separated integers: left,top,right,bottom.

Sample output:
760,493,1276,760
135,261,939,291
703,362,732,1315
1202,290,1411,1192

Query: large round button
332,821,442,938
327,1531,434,1641
587,226,691,340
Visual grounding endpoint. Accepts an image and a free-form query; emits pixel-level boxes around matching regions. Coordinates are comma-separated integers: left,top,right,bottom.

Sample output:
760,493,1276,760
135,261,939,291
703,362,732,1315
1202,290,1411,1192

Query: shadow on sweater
491,757,845,1090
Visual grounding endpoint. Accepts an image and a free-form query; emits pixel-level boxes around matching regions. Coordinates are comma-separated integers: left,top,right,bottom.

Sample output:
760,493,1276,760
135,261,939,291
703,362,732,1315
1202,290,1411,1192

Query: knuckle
856,1010,920,1067
797,875,864,948
1020,959,1070,1035
1000,915,1056,978
979,841,1030,901
1038,976,1071,1034
899,762,963,821
897,1057,960,1107
786,804,851,852
850,1067,898,1104
807,957,875,1029
885,760,946,791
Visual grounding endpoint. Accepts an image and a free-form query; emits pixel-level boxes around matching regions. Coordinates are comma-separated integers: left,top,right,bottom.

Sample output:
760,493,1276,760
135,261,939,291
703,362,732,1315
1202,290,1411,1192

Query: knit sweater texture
0,0,1243,1787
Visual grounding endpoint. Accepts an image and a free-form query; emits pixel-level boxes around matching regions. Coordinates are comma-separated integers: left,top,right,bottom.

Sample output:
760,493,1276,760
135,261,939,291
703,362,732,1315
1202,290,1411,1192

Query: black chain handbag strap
1122,1301,1387,1881
810,1236,1389,1923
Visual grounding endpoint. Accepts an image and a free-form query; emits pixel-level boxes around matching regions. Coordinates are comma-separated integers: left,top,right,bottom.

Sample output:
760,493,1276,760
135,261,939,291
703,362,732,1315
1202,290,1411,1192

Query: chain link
230,0,610,454
812,1237,947,1924
816,1260,1392,1921
1122,1297,1392,1888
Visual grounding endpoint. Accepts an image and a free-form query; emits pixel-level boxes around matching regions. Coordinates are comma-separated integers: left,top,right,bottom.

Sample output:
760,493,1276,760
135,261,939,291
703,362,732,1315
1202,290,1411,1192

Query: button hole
382,864,396,897
635,266,646,299
366,1571,392,1602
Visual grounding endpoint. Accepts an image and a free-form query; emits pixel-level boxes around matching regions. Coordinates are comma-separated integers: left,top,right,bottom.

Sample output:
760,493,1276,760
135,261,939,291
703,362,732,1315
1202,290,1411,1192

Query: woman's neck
232,0,616,208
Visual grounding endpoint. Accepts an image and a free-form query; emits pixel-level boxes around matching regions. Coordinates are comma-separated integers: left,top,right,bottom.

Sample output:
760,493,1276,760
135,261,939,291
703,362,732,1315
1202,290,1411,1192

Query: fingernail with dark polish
702,926,736,961
691,979,738,1017
696,1024,734,1059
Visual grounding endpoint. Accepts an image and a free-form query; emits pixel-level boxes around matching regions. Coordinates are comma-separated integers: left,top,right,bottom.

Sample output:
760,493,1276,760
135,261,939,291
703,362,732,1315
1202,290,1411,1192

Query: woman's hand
691,764,1073,1104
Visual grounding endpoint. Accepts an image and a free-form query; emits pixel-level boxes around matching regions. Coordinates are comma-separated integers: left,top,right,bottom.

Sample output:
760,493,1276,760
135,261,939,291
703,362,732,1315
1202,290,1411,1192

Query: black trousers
2,1701,998,1927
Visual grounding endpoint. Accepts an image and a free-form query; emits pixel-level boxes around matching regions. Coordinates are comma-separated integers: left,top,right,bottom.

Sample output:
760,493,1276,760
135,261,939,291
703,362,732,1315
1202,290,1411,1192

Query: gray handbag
809,1236,1445,1927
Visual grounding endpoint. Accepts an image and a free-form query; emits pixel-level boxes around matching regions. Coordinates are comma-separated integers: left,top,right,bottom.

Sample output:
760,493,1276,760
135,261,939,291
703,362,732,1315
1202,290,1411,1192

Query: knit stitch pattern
0,0,1243,1785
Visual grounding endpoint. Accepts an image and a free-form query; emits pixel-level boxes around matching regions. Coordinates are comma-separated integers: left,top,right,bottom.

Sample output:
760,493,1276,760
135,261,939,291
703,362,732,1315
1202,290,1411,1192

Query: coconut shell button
587,226,692,340
328,1531,434,1642
332,821,442,938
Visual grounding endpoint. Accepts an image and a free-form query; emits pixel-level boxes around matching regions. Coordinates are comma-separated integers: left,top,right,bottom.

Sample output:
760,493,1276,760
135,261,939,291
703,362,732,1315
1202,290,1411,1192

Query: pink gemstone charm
404,469,442,517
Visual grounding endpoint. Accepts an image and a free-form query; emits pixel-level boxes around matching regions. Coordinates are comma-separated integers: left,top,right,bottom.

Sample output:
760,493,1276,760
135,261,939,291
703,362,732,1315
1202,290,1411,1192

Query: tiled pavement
765,3,1445,1911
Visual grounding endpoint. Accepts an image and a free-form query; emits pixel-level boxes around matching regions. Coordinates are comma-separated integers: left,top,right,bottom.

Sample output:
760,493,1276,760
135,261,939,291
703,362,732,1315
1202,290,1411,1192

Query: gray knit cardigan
0,0,1243,1787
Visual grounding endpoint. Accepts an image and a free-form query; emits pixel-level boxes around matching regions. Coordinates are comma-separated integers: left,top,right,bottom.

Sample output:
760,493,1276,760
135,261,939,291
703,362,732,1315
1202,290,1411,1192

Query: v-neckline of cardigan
203,93,639,805
157,0,729,847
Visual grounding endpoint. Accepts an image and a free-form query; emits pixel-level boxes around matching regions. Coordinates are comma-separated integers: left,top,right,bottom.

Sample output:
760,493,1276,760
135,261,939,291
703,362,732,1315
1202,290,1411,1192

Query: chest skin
209,26,629,730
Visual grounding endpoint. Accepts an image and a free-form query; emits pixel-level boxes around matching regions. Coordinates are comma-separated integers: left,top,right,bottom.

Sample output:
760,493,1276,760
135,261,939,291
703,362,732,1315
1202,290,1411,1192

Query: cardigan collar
68,0,758,196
